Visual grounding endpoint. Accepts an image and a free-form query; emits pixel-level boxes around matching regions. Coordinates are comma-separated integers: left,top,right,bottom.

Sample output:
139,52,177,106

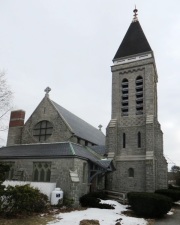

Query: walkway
154,204,180,225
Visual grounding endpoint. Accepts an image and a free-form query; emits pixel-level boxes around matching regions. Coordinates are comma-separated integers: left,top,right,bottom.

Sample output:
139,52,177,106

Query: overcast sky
0,0,180,168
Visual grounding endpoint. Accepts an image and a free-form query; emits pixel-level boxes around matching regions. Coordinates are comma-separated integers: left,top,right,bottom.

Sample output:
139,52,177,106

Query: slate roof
0,142,110,170
113,20,152,61
89,145,107,156
51,100,105,145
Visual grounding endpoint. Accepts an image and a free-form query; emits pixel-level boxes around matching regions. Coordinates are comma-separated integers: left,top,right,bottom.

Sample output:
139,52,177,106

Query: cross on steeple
133,6,138,22
98,124,103,131
44,87,51,96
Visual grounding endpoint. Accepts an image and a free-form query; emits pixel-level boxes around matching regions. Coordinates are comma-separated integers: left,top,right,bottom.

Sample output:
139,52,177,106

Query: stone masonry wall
106,160,146,192
1,157,90,206
107,55,167,193
21,96,73,144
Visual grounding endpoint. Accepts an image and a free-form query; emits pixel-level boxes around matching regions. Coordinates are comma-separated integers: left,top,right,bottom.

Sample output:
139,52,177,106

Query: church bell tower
106,8,167,192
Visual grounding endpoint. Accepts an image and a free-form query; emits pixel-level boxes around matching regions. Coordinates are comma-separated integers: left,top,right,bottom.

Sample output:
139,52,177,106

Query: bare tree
0,72,13,132
171,165,180,186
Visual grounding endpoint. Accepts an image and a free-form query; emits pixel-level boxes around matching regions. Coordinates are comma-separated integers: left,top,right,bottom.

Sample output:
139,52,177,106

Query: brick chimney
9,110,25,127
7,110,25,146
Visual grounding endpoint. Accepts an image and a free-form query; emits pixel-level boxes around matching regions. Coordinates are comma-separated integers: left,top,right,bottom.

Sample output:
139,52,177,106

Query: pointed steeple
113,8,152,61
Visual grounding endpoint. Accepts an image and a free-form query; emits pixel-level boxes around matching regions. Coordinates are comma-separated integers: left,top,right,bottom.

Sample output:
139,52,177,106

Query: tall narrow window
128,168,134,177
123,133,126,148
83,163,87,183
5,162,15,180
40,169,45,181
136,76,143,115
34,168,39,181
138,132,141,148
121,78,129,116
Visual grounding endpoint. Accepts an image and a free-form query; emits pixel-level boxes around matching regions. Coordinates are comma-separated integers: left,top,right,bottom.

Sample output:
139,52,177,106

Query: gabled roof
0,142,110,170
113,20,152,61
88,145,107,157
51,100,105,145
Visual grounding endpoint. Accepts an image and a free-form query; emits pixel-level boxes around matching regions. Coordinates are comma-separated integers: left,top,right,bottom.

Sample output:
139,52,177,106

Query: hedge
127,192,172,217
155,189,180,202
79,192,114,209
1,184,48,217
168,184,180,191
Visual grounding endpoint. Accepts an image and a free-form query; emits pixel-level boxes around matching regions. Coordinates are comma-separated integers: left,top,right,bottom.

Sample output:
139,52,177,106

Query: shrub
155,189,180,202
168,184,180,191
86,191,107,200
127,192,172,218
1,184,48,216
79,195,100,207
63,197,74,208
79,192,114,209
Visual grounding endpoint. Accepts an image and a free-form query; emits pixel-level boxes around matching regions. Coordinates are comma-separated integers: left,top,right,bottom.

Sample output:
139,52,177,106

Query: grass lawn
0,214,55,225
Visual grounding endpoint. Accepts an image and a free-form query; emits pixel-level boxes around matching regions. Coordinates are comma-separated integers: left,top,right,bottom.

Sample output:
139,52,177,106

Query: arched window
33,120,53,141
121,78,129,116
123,133,126,148
128,168,134,177
34,168,39,181
136,76,143,115
46,169,51,182
33,162,51,182
138,132,141,148
40,169,45,181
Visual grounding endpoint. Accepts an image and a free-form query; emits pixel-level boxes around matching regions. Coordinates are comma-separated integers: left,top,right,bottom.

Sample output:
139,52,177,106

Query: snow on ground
48,200,147,225
175,201,180,205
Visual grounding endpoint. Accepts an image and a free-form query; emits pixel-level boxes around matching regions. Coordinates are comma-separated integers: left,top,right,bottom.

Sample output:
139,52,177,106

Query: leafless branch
0,71,13,131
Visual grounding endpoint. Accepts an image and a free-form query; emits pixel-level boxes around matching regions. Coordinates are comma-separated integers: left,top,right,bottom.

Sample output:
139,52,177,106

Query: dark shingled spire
113,11,152,61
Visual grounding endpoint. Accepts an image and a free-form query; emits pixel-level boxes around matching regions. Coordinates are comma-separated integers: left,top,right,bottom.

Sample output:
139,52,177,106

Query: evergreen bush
155,189,180,202
127,192,172,218
79,192,114,209
1,184,48,216
168,184,180,191
86,191,107,200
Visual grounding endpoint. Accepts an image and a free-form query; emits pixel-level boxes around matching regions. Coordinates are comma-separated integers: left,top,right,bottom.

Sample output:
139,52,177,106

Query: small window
33,120,53,141
138,132,141,148
128,168,134,177
77,138,81,144
83,163,87,183
123,133,126,148
4,162,15,180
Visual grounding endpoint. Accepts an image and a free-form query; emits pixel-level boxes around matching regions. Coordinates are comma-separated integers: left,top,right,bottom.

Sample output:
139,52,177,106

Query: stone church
0,9,167,204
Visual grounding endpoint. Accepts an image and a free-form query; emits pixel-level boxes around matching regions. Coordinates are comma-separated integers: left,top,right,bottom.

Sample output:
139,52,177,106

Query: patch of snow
167,211,174,215
175,201,180,205
48,200,147,225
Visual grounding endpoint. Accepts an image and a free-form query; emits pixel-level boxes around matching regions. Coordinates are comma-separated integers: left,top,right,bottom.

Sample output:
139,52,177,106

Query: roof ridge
50,99,74,133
